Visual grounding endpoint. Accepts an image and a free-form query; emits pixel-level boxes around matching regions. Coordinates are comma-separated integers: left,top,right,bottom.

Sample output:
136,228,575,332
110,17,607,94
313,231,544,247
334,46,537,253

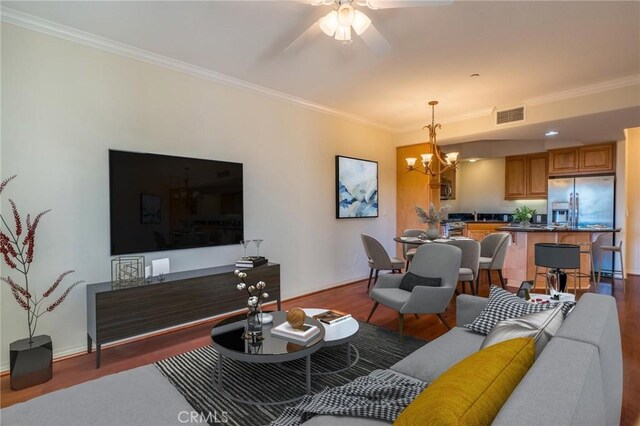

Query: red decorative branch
11,288,30,311
9,199,22,237
2,276,32,299
46,280,83,312
1,175,82,340
23,210,50,264
0,175,16,195
42,270,74,298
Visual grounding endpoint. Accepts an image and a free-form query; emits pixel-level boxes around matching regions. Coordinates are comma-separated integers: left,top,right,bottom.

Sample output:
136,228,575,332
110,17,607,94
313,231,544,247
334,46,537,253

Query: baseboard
0,275,369,375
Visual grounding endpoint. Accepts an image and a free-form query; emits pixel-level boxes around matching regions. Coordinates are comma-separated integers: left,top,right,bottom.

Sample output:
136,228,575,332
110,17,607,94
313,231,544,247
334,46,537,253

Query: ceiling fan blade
358,0,453,9
283,19,322,54
359,23,391,55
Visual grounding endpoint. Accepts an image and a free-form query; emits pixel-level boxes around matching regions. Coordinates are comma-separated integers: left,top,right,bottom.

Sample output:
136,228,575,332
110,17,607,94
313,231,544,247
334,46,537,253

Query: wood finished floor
1,273,638,425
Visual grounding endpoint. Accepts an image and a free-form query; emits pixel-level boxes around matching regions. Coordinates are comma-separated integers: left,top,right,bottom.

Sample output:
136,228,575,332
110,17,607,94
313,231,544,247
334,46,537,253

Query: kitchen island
496,226,620,292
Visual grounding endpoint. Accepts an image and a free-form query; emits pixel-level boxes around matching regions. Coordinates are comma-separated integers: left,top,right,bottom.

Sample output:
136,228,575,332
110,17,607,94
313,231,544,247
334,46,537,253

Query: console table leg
87,334,93,354
305,355,311,394
277,297,282,311
96,344,101,369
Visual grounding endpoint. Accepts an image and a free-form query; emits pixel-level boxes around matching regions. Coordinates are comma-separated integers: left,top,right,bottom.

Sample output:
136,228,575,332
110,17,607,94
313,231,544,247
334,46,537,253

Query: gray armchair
366,243,462,337
447,239,480,295
361,234,404,290
401,228,425,269
478,232,510,290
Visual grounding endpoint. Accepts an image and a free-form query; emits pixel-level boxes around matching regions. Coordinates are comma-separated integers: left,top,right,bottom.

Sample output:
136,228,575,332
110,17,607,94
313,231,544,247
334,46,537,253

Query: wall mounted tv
109,150,243,255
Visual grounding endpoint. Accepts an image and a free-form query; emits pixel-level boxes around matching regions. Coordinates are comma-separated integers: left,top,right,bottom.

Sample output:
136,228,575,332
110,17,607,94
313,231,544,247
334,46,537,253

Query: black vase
10,335,53,390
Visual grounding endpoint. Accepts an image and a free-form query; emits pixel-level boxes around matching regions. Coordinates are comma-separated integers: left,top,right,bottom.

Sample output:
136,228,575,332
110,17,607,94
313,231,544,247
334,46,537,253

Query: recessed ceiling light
545,131,559,136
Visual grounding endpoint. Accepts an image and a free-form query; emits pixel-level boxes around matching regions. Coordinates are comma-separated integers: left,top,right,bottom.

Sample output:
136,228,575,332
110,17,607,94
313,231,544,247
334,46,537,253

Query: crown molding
1,7,394,133
525,74,640,106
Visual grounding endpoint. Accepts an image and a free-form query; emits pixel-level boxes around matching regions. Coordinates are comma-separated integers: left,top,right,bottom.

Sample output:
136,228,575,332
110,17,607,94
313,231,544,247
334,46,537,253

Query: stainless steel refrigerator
547,175,615,273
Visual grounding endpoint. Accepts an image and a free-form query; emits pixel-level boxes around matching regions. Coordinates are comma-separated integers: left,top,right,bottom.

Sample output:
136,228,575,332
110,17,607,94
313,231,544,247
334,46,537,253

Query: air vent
496,106,525,125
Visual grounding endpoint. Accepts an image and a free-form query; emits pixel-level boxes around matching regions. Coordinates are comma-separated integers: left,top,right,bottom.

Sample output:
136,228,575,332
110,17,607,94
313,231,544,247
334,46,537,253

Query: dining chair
447,239,481,295
366,243,462,337
361,234,405,291
402,228,425,269
477,232,510,291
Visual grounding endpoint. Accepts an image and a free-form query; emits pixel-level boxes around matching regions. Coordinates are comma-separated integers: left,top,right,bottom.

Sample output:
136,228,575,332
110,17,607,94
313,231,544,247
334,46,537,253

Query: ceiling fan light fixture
337,4,356,27
319,10,339,36
335,25,352,41
352,9,371,35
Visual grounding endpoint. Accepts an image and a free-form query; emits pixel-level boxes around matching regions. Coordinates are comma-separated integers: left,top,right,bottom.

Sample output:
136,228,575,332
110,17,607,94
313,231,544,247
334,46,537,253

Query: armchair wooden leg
497,269,506,289
367,268,374,290
471,281,477,296
487,269,493,287
366,302,379,323
414,314,419,319
476,275,481,294
373,270,380,287
436,313,451,330
398,313,404,338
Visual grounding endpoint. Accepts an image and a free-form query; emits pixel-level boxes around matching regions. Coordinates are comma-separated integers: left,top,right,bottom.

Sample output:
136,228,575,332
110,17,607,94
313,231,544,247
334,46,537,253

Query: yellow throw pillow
394,337,534,426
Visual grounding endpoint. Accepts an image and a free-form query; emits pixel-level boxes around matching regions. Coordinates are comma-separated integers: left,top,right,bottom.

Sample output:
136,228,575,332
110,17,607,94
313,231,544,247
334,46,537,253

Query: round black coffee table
210,311,325,406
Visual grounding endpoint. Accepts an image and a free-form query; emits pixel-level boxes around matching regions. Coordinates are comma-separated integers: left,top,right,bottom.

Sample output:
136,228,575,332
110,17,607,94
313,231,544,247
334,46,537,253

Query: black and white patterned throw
465,286,575,335
272,369,428,426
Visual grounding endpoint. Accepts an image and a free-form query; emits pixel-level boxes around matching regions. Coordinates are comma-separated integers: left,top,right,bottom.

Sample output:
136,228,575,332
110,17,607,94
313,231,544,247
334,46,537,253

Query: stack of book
271,322,320,343
312,309,352,325
235,256,268,268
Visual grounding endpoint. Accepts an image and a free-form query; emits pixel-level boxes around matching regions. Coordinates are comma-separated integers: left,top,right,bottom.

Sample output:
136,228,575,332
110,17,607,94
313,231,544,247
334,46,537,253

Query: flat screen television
109,150,243,255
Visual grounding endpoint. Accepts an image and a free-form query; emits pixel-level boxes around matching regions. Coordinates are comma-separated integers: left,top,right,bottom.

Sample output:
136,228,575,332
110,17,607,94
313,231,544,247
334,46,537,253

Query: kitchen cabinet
548,143,615,176
465,223,505,241
579,143,614,173
548,147,579,175
504,152,548,200
505,156,528,199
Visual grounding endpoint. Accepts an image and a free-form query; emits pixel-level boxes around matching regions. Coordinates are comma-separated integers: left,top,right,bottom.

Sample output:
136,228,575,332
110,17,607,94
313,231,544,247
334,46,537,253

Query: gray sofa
304,293,623,426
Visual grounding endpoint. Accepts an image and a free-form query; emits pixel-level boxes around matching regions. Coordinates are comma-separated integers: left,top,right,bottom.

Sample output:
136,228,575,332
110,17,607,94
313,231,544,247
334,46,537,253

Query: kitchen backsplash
447,212,548,224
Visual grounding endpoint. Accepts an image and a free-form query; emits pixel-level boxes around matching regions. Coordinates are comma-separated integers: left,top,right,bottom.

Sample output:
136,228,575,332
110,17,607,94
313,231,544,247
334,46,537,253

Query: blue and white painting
336,156,378,219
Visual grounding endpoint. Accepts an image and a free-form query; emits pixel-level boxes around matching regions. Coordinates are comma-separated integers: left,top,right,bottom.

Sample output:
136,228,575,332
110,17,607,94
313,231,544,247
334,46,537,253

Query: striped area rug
155,321,427,426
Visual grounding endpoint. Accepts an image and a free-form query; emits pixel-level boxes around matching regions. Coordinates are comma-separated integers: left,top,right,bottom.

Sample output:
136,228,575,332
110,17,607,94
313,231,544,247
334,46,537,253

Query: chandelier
405,101,460,177
318,1,372,42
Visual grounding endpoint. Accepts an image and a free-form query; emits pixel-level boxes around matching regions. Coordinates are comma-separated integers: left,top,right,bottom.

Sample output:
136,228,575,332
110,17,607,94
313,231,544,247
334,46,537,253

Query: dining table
393,236,473,245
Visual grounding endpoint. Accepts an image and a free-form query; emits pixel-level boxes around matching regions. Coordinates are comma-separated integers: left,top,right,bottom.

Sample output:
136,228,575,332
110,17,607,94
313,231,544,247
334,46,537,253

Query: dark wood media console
86,263,281,368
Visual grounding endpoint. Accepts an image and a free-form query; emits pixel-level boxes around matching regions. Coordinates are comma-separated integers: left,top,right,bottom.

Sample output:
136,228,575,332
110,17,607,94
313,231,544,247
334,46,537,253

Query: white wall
0,24,395,369
624,128,640,274
442,158,547,216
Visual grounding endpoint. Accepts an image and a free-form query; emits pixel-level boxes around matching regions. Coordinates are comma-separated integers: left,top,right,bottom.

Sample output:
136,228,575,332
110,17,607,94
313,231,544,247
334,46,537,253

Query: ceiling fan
285,0,452,54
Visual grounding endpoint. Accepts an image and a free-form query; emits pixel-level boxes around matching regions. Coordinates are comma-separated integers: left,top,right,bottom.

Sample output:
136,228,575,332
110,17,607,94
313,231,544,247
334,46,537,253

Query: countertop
464,221,510,224
496,226,620,233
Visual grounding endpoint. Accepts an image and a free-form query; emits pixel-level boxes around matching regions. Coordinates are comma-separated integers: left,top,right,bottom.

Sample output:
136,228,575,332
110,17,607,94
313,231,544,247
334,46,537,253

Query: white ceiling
3,0,640,134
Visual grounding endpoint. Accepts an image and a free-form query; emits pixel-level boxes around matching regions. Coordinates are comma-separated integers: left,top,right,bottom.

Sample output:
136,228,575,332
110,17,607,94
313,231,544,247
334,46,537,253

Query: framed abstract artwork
335,155,379,219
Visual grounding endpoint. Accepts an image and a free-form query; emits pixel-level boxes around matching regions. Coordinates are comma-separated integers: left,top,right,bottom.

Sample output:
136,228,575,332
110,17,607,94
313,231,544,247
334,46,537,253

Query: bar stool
534,243,581,296
597,241,626,294
576,241,596,288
